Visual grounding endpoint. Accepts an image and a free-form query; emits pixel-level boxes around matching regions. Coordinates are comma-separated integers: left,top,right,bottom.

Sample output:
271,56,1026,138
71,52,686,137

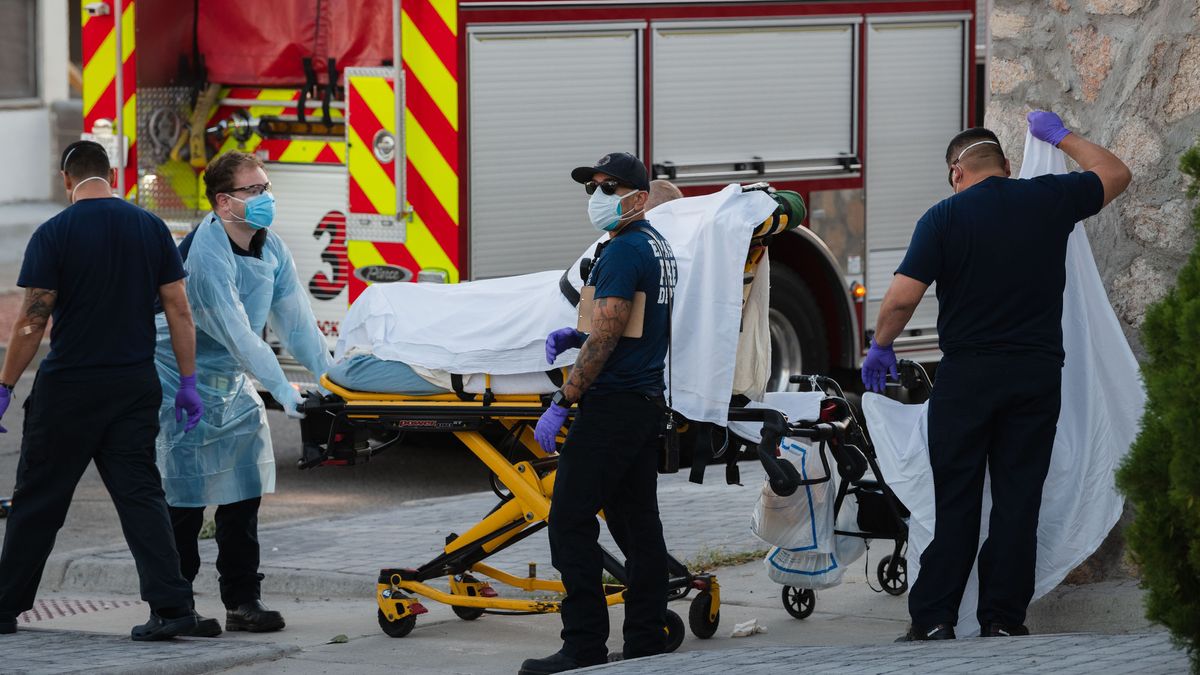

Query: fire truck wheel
768,266,830,389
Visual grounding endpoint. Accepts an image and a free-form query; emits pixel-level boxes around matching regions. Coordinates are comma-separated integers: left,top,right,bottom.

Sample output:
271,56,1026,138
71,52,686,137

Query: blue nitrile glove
534,403,570,454
174,374,204,433
861,339,899,394
0,386,10,433
545,327,585,365
1028,110,1071,147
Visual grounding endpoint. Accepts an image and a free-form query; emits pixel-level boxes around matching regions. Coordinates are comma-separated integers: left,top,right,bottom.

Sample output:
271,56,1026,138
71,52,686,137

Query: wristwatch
550,390,570,408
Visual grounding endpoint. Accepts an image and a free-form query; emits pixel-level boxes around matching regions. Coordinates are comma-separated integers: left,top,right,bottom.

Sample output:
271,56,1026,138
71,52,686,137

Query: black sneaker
226,600,285,633
980,622,1029,637
0,614,15,635
518,651,603,675
895,623,956,642
131,609,199,641
181,611,223,637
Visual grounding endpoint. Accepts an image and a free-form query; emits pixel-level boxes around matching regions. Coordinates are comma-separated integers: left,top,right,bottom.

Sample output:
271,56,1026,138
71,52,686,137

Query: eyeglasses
584,180,628,196
228,182,272,196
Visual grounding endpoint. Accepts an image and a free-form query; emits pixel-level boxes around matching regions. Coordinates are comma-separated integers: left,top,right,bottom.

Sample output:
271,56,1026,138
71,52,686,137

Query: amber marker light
851,282,867,301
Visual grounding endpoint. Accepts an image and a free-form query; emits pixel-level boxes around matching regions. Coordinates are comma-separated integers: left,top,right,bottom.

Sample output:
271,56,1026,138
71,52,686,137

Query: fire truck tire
769,266,830,387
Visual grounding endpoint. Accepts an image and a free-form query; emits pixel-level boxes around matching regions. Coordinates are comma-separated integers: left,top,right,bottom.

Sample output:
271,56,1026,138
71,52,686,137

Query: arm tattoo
22,288,57,328
562,296,632,403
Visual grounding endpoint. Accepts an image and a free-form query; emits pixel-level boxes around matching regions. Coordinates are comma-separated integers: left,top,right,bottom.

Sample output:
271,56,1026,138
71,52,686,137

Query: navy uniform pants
909,353,1062,630
0,365,192,617
548,391,668,665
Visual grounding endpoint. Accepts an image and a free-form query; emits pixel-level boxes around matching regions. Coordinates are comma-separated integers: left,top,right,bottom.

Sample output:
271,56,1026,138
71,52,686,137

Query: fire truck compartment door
864,18,967,346
263,162,349,351
345,67,403,241
467,26,641,279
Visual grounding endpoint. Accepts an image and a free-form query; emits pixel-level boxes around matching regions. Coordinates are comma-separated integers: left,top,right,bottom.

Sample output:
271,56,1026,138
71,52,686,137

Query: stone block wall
987,0,1199,349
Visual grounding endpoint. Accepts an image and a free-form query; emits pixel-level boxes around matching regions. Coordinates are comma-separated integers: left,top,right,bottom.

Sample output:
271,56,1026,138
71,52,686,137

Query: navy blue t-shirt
18,198,186,373
586,221,677,397
896,172,1105,362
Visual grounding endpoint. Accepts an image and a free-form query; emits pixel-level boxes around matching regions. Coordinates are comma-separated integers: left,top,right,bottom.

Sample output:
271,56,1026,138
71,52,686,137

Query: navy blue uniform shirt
587,220,677,397
896,171,1105,363
18,198,185,373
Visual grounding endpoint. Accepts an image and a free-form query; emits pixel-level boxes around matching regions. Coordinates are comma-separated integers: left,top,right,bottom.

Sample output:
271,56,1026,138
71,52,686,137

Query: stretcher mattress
326,354,561,395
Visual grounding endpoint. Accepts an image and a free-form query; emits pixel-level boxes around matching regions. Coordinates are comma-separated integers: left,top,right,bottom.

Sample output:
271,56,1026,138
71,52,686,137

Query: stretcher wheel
452,584,485,621
378,609,416,638
781,586,815,620
687,590,720,639
878,555,908,596
664,609,685,653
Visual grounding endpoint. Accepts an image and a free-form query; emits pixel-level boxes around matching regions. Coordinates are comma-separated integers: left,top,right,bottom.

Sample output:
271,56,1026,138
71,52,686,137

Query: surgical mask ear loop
618,190,646,222
71,176,112,202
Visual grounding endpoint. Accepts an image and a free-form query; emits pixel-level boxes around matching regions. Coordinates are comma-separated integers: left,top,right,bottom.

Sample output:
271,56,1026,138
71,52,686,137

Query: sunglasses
584,180,630,196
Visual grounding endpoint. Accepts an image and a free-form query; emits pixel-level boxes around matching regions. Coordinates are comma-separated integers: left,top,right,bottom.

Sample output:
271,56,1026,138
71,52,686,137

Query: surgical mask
70,176,112,203
588,189,643,232
224,192,276,229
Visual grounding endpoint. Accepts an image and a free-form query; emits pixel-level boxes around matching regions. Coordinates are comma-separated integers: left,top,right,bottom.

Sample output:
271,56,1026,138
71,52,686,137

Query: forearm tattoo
562,296,631,402
22,288,56,333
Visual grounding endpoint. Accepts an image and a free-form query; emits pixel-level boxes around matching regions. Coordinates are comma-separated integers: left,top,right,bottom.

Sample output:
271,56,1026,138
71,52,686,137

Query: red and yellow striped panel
346,74,397,218
401,0,459,283
81,0,137,200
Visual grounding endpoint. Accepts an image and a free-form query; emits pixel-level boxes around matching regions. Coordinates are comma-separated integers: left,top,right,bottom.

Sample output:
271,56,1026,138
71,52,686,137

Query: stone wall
987,0,1199,349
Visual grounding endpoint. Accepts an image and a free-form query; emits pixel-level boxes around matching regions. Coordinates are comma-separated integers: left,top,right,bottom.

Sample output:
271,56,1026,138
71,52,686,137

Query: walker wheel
781,586,815,620
878,555,908,596
687,590,720,639
452,581,485,621
378,609,416,638
665,609,685,653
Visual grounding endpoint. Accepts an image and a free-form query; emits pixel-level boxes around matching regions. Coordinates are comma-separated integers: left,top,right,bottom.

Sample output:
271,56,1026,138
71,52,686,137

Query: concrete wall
986,0,1199,353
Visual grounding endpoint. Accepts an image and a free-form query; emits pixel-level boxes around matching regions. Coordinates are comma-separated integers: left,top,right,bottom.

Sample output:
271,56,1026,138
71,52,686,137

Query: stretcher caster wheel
878,555,908,596
781,586,815,620
378,609,416,638
687,590,720,639
664,609,685,653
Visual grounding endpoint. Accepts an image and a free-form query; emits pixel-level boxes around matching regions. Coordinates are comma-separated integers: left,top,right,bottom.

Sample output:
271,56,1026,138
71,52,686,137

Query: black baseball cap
571,152,650,192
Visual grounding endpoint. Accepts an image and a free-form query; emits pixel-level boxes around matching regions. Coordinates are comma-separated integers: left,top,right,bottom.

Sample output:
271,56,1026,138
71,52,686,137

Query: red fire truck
79,0,979,389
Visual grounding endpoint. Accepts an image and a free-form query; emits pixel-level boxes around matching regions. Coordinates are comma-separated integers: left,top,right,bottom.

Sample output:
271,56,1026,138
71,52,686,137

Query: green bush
1116,142,1200,671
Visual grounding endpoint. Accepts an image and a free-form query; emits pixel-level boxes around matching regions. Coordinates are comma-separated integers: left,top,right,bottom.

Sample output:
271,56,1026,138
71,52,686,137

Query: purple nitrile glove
861,339,899,394
174,374,204,433
534,403,570,454
0,386,10,433
1028,110,1071,147
545,327,585,365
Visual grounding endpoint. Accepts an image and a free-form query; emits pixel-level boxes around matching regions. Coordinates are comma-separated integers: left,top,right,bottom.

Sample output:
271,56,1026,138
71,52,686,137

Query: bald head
646,180,683,212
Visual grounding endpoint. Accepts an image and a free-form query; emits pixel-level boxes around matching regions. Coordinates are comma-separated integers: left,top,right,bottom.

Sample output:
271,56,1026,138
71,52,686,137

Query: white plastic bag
764,482,869,590
750,438,835,552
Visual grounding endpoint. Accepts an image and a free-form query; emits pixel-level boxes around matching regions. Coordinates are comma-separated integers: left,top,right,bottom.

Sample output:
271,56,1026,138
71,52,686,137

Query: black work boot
518,651,601,675
181,610,223,637
895,623,956,642
131,608,199,641
980,622,1030,637
225,600,285,633
0,613,16,635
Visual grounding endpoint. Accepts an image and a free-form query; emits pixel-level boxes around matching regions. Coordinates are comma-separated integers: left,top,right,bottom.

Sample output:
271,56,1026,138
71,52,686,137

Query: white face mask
588,189,644,232
70,176,113,203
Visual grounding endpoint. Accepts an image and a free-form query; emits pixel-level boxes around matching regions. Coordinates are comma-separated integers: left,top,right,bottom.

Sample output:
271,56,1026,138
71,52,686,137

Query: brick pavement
0,629,295,674
583,632,1189,674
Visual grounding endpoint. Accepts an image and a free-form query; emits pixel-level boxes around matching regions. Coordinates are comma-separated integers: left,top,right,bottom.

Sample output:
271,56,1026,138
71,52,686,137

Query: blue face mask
226,192,276,229
588,189,643,232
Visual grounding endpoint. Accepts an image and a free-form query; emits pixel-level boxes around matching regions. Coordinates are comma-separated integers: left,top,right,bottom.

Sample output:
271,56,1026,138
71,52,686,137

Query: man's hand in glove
861,339,899,394
545,327,585,365
175,374,204,432
534,403,570,454
1028,110,1071,147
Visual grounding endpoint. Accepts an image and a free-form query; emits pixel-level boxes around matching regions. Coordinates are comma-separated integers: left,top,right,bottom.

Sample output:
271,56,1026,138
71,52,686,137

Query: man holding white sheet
863,112,1131,641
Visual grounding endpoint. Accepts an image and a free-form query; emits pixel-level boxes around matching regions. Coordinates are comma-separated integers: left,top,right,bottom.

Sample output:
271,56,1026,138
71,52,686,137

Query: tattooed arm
0,288,56,385
560,296,632,403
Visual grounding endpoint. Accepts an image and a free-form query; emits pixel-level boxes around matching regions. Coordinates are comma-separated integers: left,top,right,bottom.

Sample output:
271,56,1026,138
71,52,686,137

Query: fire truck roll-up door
865,15,969,355
467,25,641,279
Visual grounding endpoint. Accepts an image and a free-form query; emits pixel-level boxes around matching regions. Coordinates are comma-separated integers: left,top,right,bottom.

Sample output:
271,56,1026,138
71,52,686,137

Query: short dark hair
204,151,265,203
945,127,1006,169
60,140,110,180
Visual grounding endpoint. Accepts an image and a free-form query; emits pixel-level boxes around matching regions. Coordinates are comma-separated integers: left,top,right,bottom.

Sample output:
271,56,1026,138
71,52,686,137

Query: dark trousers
548,391,668,665
0,366,192,615
909,354,1062,629
169,497,263,610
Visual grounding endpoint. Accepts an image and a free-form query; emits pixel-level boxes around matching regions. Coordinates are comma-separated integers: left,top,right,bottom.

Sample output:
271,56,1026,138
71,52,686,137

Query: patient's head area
945,127,1010,193
646,180,683,212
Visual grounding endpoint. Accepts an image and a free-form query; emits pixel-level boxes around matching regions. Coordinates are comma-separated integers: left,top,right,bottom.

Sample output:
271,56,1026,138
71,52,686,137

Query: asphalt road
0,366,492,553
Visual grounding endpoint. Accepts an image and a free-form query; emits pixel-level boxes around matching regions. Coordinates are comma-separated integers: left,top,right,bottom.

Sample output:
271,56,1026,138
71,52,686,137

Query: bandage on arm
0,288,56,384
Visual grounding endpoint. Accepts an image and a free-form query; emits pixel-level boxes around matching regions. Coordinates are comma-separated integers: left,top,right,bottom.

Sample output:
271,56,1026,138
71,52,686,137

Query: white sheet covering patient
332,184,779,425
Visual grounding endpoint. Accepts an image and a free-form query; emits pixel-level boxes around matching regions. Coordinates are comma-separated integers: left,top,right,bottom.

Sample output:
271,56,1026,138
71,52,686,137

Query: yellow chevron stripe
347,124,395,215
405,110,458,223
259,88,299,101
331,143,347,163
278,141,324,163
121,2,135,61
82,27,115,118
123,92,137,142
428,0,458,37
81,2,90,28
401,11,458,131
406,216,459,282
347,240,388,269
353,77,397,135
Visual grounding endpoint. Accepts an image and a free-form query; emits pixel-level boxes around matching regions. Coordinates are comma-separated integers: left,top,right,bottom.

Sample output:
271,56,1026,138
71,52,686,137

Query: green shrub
1116,142,1200,671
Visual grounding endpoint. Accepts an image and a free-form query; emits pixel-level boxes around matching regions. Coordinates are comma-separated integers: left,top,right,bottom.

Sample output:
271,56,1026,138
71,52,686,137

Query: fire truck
79,0,980,390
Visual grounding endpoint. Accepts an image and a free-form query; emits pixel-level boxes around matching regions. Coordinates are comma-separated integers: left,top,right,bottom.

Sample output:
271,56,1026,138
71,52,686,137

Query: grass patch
681,547,768,573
